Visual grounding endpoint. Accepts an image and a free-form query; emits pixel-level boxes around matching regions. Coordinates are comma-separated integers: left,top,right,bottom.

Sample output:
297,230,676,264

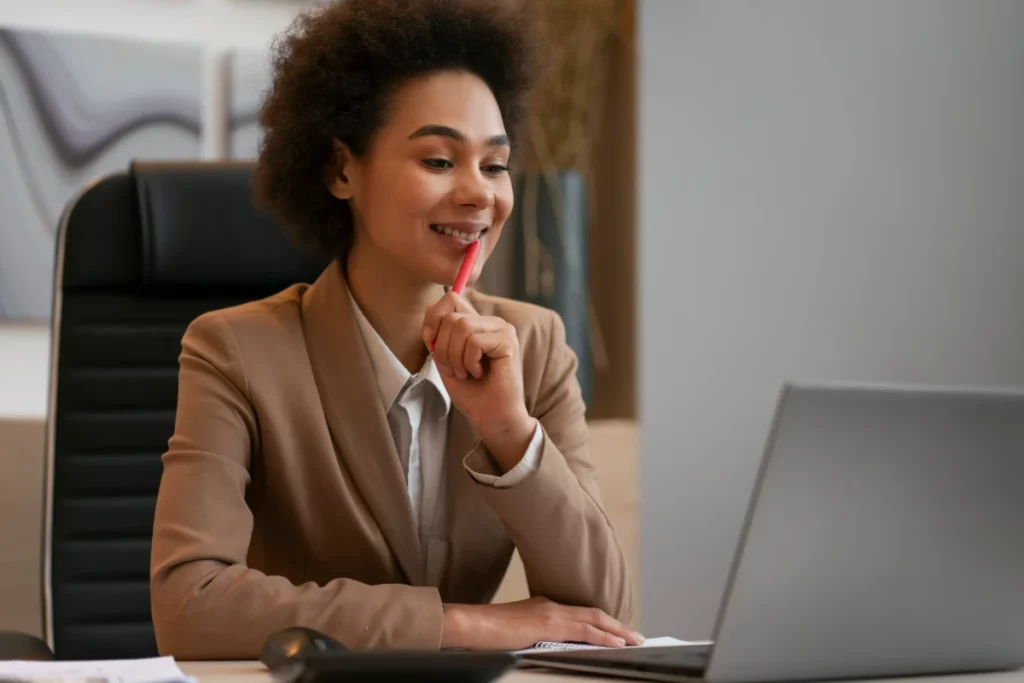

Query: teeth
432,225,483,241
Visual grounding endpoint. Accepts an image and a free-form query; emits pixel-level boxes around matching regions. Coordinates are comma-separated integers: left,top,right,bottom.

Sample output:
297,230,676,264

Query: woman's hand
441,597,644,651
422,292,536,471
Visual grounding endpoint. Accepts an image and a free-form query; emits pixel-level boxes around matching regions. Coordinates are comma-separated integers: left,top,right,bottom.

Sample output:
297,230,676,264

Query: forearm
463,434,635,623
151,559,444,657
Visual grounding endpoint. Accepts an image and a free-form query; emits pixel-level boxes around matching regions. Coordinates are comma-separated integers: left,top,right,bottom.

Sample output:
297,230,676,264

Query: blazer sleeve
150,312,443,659
462,310,636,624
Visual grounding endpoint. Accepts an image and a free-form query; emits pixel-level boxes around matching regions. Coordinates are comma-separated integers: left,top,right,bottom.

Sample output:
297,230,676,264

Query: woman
150,0,637,658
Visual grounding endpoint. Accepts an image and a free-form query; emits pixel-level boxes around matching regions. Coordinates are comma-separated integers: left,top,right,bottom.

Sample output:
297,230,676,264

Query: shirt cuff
468,420,543,488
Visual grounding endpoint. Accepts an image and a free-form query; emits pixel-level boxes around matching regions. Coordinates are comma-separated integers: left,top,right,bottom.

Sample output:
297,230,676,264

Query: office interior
2,0,1024,656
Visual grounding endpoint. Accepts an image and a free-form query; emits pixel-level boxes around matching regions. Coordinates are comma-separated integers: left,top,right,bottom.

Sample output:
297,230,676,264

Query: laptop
521,381,1024,682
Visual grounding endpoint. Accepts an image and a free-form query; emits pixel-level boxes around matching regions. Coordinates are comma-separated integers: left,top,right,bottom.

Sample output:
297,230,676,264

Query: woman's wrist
441,603,479,649
477,412,537,473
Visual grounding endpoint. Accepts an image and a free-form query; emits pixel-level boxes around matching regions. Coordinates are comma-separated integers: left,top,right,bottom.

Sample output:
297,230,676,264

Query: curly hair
252,0,536,257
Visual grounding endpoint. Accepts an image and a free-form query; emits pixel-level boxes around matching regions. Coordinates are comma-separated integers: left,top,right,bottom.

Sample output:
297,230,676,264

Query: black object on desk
261,628,515,683
261,627,348,670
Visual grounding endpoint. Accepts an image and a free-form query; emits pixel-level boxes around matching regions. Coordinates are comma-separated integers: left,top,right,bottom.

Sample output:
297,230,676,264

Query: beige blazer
149,260,635,659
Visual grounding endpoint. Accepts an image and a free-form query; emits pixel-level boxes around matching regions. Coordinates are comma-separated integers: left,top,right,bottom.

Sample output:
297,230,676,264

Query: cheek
394,170,451,222
365,166,440,234
493,180,515,228
482,181,514,265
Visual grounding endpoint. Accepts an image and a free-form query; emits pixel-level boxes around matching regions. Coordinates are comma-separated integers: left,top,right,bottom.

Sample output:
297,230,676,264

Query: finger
423,298,457,348
445,314,474,380
571,623,626,648
576,607,643,646
448,291,477,314
432,313,460,374
444,316,507,379
423,292,477,350
454,318,507,379
461,327,517,364
463,334,486,379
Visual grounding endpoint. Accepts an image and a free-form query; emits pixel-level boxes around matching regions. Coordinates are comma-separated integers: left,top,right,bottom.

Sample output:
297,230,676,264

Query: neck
345,243,443,374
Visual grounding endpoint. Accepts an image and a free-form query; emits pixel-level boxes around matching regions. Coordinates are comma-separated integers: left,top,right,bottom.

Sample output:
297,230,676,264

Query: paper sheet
515,635,707,655
0,656,192,683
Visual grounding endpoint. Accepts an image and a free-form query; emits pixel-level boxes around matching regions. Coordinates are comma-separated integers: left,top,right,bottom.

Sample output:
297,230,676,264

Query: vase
512,170,591,407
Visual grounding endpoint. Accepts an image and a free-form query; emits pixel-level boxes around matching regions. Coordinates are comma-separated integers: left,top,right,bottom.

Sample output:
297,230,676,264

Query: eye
423,158,454,170
483,164,509,176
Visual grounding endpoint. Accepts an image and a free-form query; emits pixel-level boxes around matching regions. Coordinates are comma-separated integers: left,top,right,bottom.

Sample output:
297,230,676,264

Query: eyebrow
409,124,509,148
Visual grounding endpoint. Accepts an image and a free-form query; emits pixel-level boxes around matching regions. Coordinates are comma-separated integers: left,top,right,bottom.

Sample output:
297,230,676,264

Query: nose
452,167,494,210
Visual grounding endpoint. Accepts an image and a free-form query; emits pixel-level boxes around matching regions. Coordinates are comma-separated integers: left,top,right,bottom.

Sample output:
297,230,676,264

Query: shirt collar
347,289,451,415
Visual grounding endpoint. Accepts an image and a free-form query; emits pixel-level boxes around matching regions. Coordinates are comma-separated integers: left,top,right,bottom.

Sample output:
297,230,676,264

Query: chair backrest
43,161,330,659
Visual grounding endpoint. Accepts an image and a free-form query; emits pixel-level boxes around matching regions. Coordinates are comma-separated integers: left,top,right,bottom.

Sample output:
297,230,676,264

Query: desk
178,660,629,683
179,661,1024,683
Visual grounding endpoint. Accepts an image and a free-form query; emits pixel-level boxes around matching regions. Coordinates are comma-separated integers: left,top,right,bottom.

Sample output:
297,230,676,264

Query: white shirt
348,292,543,585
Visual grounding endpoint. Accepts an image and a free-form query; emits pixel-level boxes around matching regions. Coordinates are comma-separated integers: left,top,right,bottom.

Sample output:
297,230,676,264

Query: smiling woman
148,0,638,660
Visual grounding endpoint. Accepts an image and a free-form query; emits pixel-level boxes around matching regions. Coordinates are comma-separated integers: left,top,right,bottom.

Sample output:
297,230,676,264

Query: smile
430,224,488,241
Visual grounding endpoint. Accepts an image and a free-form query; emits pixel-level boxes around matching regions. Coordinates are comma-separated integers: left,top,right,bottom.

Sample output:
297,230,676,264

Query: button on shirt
347,292,543,585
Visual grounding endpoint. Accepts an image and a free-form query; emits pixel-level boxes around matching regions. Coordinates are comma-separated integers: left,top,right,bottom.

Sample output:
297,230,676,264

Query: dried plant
519,0,628,372
523,0,626,175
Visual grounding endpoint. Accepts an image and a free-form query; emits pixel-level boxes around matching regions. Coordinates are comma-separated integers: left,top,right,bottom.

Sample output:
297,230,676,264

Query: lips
430,224,488,242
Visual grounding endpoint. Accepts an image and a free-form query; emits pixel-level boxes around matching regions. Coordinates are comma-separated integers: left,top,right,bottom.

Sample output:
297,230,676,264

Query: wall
0,325,49,419
0,0,296,50
639,0,1024,638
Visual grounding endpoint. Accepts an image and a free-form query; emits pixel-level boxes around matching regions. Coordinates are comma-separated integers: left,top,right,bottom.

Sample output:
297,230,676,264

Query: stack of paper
515,636,702,655
0,656,193,683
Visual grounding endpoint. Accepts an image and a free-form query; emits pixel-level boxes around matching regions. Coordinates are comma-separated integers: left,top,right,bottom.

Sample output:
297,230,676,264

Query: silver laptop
521,381,1024,682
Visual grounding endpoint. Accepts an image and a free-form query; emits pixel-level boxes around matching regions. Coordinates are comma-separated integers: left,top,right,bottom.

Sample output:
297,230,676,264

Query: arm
462,311,636,624
150,312,443,659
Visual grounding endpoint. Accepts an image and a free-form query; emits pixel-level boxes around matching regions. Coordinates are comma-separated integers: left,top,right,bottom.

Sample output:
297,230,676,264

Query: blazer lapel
443,409,510,599
300,260,425,585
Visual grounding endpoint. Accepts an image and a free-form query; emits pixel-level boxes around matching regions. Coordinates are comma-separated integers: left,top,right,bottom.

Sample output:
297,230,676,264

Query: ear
324,138,356,200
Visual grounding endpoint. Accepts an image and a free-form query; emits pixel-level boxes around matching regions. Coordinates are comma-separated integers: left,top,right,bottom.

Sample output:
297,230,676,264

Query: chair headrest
61,161,330,291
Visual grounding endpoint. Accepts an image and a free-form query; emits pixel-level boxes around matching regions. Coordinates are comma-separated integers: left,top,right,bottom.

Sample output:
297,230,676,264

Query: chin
410,251,467,287
406,260,457,289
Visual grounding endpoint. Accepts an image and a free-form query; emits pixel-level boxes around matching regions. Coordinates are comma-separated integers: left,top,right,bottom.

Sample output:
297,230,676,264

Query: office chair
22,161,329,660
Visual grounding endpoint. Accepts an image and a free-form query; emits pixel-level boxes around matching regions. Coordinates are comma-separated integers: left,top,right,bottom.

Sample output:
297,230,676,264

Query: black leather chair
24,161,329,660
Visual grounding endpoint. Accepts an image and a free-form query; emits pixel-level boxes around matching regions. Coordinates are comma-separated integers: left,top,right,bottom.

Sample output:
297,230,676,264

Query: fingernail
455,368,467,380
614,637,626,647
423,326,433,341
631,631,645,644
439,364,453,376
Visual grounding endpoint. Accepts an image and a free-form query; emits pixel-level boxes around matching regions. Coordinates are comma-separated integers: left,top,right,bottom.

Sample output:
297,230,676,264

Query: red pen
452,239,481,296
429,240,480,352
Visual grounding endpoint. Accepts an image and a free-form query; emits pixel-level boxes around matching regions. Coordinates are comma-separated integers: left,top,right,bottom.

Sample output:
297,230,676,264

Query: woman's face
331,69,514,288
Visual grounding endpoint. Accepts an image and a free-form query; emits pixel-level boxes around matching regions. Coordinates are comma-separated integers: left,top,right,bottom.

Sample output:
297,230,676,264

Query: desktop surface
178,659,631,683
178,659,1024,683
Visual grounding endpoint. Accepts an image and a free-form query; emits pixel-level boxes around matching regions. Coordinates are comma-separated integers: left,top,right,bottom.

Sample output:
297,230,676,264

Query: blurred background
2,0,1024,643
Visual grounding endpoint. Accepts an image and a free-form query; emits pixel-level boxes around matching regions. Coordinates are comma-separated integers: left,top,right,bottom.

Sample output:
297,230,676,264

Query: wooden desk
179,659,629,683
179,661,1024,683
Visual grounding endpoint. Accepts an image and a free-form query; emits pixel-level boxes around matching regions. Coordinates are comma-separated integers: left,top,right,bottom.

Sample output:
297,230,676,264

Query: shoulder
181,283,309,356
